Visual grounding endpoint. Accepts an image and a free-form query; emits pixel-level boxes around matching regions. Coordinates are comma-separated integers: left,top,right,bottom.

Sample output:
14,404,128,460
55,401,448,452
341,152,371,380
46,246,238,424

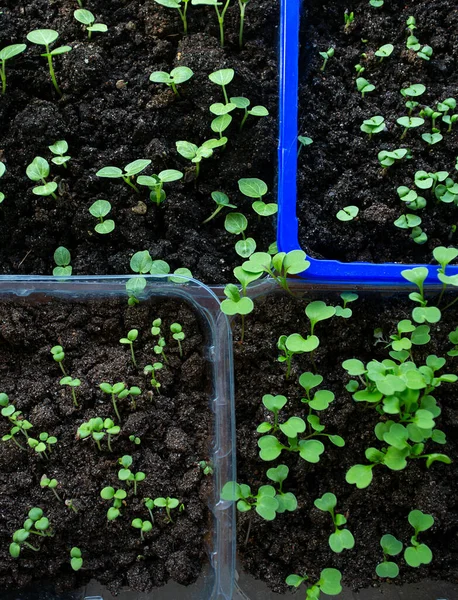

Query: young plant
344,11,354,29
397,116,425,139
40,475,62,502
100,382,127,422
77,417,120,451
96,160,151,193
26,157,57,199
192,0,232,47
286,569,342,598
414,170,448,192
202,191,236,223
314,493,355,553
241,250,310,296
60,376,81,407
422,132,443,146
129,434,141,445
26,30,72,96
221,481,279,521
356,77,375,97
370,0,384,6
401,266,442,323
118,455,146,495
225,213,255,258
375,43,393,61
297,135,313,157
170,322,185,356
51,345,67,375
378,149,411,168
319,48,334,72
360,116,385,139
70,547,83,571
49,140,71,168
209,68,234,103
238,178,277,218
74,9,108,38
100,486,127,520
151,318,168,363
149,67,193,97
230,96,269,131
153,0,190,35
238,0,250,47
277,334,317,379
220,284,254,343
119,329,138,367
336,205,359,221
89,200,115,234
376,534,402,578
404,510,434,567
144,362,163,393
176,138,226,178
132,518,153,540
0,44,27,95
153,497,179,522
9,508,52,558
266,465,297,513
53,246,72,276
137,169,183,205
198,460,213,476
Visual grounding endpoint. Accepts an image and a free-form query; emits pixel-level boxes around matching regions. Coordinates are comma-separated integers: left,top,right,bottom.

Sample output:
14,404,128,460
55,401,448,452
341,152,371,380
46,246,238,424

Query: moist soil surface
233,290,458,593
0,0,278,283
0,296,213,595
298,0,458,265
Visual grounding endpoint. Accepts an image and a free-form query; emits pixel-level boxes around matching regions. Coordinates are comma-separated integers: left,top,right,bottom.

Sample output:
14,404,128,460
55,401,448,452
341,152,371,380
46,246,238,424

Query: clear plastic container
0,274,236,600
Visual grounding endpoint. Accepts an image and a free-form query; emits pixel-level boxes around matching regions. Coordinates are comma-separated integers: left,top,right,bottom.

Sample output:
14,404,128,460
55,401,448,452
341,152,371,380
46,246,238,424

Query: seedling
356,77,375,97
418,45,433,60
297,135,313,157
319,48,334,72
149,67,193,96
97,160,151,193
89,200,115,234
285,569,342,598
170,322,185,356
314,493,354,553
401,83,426,99
192,0,232,46
414,170,448,192
143,498,155,521
406,34,421,51
354,63,365,75
137,169,183,205
360,116,385,139
203,191,236,223
404,510,434,567
370,0,384,6
401,266,442,323
26,30,71,96
153,0,190,35
230,96,269,131
344,11,354,29
26,157,57,199
100,382,127,422
118,385,142,410
241,250,310,296
132,518,153,540
422,132,443,145
78,417,120,451
176,138,226,178
153,497,179,522
224,213,255,258
65,499,79,513
118,455,146,495
238,0,250,47
277,333,318,379
397,116,425,139
266,465,297,513
74,9,108,38
0,44,27,95
60,376,81,407
129,434,141,445
376,534,402,578
238,178,277,218
144,362,163,393
434,246,458,302
53,246,72,276
337,205,359,221
406,16,417,33
0,161,5,203
51,345,67,375
448,327,458,356
70,547,83,571
9,508,52,558
442,114,458,133
375,44,393,61
220,284,254,342
335,292,358,318
208,68,234,103
119,329,138,367
151,318,168,363
40,475,62,502
378,149,411,168
100,487,127,520
49,140,71,168
221,481,279,521
198,460,213,476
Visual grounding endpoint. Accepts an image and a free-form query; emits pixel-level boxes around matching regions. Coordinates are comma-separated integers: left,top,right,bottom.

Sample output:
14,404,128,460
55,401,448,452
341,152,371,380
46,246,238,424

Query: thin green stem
112,394,121,423
195,162,200,178
179,1,188,35
107,434,113,452
71,388,78,408
1,61,6,95
240,110,248,131
443,295,458,311
12,435,26,450
124,176,140,193
221,83,229,104
52,488,62,502
24,541,40,551
202,205,222,224
239,1,246,48
59,362,67,376
130,343,137,368
170,81,180,97
46,52,62,96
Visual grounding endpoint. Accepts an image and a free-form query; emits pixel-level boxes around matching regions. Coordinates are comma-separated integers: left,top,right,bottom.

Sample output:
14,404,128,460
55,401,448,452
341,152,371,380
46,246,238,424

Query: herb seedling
53,246,72,276
176,138,226,178
118,385,142,410
144,362,163,393
375,43,393,61
314,493,355,553
153,497,179,522
137,169,183,205
40,475,62,501
209,68,234,103
170,322,185,356
414,170,448,192
319,48,334,72
119,329,138,367
401,266,442,323
286,569,342,598
354,63,365,75
132,518,153,540
266,465,297,513
220,284,254,342
418,45,433,60
238,178,277,218
149,67,193,97
202,191,236,223
100,487,127,520
0,44,26,95
49,140,71,168
78,417,120,451
96,160,151,193
154,0,190,34
129,434,141,445
434,246,458,303
151,318,168,363
9,508,52,558
344,11,354,29
422,132,443,145
60,376,81,407
404,510,434,567
70,547,83,571
337,205,359,221
221,481,280,521
370,0,384,6
397,116,425,139
360,116,385,139
356,77,375,97
118,455,146,495
238,0,250,47
65,499,79,513
198,460,213,476
26,30,71,96
241,250,310,296
378,149,411,168
401,84,426,100
26,157,57,199
376,534,402,578
51,345,67,375
100,382,126,422
74,9,108,38
224,212,255,258
297,135,313,157
192,0,232,46
230,96,269,131
89,200,115,234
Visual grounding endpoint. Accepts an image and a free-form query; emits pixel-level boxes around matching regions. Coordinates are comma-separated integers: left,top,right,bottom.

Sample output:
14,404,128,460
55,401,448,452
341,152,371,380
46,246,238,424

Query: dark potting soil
0,0,278,282
233,290,458,593
0,296,213,595
297,0,458,264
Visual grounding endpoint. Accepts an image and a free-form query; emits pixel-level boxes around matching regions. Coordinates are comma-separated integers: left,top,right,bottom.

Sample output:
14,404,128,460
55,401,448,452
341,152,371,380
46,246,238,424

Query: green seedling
65,499,79,513
404,510,434,567
118,386,142,410
394,212,422,232
433,178,458,205
2,423,26,450
198,460,213,476
448,327,458,356
153,497,179,522
1,395,33,445
378,149,411,168
151,318,168,363
401,266,442,323
375,43,393,61
89,200,115,234
225,213,256,258
415,170,448,192
286,568,342,598
0,44,27,95
238,178,277,218
422,132,443,145
410,225,428,245
70,547,83,571
434,246,458,303
144,362,163,393
344,11,354,29
9,508,52,558
129,434,141,445
170,322,185,356
176,138,226,178
418,45,433,60
209,68,234,103
335,291,358,318
100,486,127,520
53,246,72,276
277,333,318,379
238,0,250,47
241,250,310,296
118,455,146,495
319,48,334,72
419,106,441,129
51,345,67,375
40,475,62,502
356,77,375,97
406,34,420,51
337,205,359,221
397,116,425,139
221,481,279,521
370,0,384,6
26,156,57,199
354,63,365,75
442,114,458,133
143,497,155,521
99,382,127,422
401,84,426,100
192,0,232,46
154,0,190,35
406,16,416,33
266,465,297,513
361,116,385,139
0,161,5,203
119,329,138,367
49,140,70,168
220,284,254,342
132,518,153,540
314,493,354,553
60,376,81,407
376,534,402,578
137,169,183,205
78,417,120,451
26,29,71,96
96,160,151,193
230,96,269,131
297,135,313,157
74,9,108,38
202,191,236,223
149,66,193,96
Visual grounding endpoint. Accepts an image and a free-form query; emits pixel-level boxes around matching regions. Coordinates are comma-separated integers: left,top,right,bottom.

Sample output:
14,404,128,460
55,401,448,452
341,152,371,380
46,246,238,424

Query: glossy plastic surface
277,0,458,285
0,275,236,600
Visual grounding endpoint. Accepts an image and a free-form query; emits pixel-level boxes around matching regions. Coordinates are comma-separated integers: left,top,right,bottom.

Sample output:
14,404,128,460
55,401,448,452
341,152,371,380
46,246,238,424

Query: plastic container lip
276,0,458,286
0,274,236,600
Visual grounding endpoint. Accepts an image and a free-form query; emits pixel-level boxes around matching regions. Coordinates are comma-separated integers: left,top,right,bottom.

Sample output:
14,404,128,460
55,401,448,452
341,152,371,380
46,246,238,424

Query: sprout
49,140,71,168
360,116,385,139
192,0,232,46
401,83,426,99
119,329,138,367
406,16,416,33
149,67,193,97
198,460,214,476
397,186,426,211
319,47,334,72
297,135,313,157
129,434,141,445
40,475,62,502
266,465,297,513
238,177,277,217
60,376,81,407
370,0,384,7
202,191,236,224
74,9,108,38
238,0,250,48
418,45,433,60
99,382,126,423
230,96,269,131
89,200,115,234
336,205,359,222
314,493,355,553
26,157,57,199
220,284,254,342
26,30,72,96
422,132,443,146
356,77,375,97
137,170,183,205
170,322,185,357
208,68,234,104
344,11,354,29
221,481,280,521
118,455,146,495
286,569,342,598
0,44,27,95
153,496,180,522
378,148,411,168
414,170,448,192
176,138,227,178
225,212,256,258
53,246,72,276
10,508,52,558
242,250,310,296
376,534,402,578
151,318,168,363
132,518,153,540
375,43,393,61
144,362,163,393
354,63,365,75
70,547,83,571
153,0,190,35
96,160,152,193
404,510,434,567
143,497,155,521
100,486,127,520
51,345,67,375
397,116,425,139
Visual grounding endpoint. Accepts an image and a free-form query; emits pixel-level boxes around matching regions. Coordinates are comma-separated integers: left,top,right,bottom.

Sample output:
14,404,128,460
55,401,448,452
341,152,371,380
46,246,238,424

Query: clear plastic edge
276,0,458,285
0,274,236,600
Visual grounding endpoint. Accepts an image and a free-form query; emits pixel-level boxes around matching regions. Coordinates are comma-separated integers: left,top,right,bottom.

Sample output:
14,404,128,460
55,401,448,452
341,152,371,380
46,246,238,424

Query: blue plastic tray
277,0,458,285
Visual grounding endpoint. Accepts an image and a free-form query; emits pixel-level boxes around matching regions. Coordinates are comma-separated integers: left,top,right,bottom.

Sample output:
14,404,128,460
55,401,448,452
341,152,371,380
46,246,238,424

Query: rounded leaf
209,68,234,86
0,44,27,61
27,29,59,46
238,178,268,198
225,212,247,235
89,199,111,218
